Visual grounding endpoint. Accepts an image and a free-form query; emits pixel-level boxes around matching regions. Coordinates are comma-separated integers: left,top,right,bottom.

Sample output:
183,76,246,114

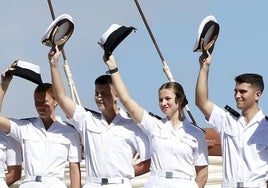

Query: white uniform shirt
70,105,150,179
8,116,81,179
209,105,268,184
0,130,22,178
140,110,208,177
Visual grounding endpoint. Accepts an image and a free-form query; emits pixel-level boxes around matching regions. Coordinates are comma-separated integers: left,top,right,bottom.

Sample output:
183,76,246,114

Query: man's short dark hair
235,73,264,93
95,75,112,85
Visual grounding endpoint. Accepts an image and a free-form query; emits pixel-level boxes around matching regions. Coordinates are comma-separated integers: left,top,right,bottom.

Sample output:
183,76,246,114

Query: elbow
6,165,22,186
195,97,203,109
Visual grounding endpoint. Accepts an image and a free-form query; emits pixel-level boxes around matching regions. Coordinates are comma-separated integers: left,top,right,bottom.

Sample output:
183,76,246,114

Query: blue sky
1,1,268,128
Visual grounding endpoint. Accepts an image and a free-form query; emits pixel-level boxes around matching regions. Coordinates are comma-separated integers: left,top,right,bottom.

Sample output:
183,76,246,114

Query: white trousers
145,176,199,188
83,183,132,188
83,177,132,188
19,177,67,188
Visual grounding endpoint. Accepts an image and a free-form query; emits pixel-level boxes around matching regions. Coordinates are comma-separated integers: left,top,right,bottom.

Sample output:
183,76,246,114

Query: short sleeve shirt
8,116,81,179
70,105,150,179
140,110,208,177
209,105,268,183
0,130,22,178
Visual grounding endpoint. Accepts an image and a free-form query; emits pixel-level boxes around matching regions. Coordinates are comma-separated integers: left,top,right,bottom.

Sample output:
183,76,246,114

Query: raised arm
0,71,13,133
103,55,144,124
48,46,76,119
195,51,214,120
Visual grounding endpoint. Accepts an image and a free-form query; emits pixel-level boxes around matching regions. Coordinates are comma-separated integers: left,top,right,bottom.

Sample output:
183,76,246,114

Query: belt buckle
35,176,42,182
165,172,173,179
101,178,109,185
237,182,244,188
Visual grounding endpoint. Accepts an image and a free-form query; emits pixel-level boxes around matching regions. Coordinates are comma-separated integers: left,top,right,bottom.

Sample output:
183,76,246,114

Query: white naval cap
98,24,136,57
193,15,220,55
7,60,43,85
41,14,74,49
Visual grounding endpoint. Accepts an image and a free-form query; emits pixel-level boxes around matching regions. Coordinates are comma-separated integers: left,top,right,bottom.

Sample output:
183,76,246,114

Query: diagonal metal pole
133,0,198,126
47,0,81,105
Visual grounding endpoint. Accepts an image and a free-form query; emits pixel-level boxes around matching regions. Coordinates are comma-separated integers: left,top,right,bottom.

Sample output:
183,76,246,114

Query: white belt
222,181,267,188
86,177,130,185
23,176,61,183
151,170,193,180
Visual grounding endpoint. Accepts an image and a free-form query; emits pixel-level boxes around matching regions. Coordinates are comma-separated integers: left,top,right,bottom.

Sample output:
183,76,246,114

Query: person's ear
54,100,58,108
256,91,262,97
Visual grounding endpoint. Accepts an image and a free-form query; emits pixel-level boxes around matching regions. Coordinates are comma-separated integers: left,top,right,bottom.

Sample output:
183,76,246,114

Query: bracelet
106,67,118,74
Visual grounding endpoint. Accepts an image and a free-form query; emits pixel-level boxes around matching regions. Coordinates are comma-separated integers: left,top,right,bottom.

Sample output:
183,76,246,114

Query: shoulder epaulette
20,117,37,121
149,112,162,120
84,107,101,116
189,121,206,133
224,105,240,118
265,116,268,120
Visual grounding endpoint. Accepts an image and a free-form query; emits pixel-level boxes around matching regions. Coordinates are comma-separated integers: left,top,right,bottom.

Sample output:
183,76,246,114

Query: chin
97,106,105,111
236,104,243,110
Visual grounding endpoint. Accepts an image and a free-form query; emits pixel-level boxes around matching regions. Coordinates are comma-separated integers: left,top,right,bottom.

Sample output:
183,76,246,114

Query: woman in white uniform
103,55,208,188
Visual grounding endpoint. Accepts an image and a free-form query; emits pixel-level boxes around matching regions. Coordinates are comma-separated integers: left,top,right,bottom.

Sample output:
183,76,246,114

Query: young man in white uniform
196,51,268,188
48,46,151,188
0,72,82,188
0,130,22,188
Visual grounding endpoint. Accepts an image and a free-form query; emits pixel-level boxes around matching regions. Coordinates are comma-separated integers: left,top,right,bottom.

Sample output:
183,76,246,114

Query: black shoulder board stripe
190,122,206,133
265,116,268,120
20,117,37,121
149,112,162,120
84,107,101,116
224,105,240,118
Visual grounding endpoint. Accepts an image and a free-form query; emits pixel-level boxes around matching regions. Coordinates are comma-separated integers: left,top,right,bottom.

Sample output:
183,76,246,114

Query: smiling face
158,82,186,120
234,82,261,111
234,73,264,111
94,83,117,112
34,88,56,120
159,88,181,118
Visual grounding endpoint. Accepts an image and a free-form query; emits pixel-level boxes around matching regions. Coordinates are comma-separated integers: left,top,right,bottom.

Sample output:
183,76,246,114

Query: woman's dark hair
159,82,188,108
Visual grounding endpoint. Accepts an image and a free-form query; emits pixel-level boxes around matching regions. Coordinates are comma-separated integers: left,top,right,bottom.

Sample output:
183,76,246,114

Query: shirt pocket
22,136,43,159
50,136,70,145
23,136,41,146
49,136,70,158
105,130,133,154
223,125,240,137
151,131,172,152
151,131,169,140
86,126,103,134
180,135,198,148
111,130,133,139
